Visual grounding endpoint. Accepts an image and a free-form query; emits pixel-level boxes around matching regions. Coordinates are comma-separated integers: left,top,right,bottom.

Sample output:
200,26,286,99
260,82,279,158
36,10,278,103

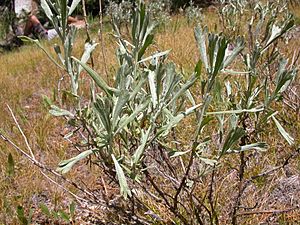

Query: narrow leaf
49,105,74,117
138,50,171,64
112,91,130,131
40,203,51,217
170,150,191,158
7,153,15,177
227,142,268,153
195,26,209,71
148,70,158,108
117,98,150,133
68,0,81,15
272,116,294,145
198,157,217,166
78,42,98,74
132,128,151,164
206,107,264,115
223,37,245,68
221,127,245,155
112,154,131,199
57,149,94,174
72,57,119,96
41,0,53,21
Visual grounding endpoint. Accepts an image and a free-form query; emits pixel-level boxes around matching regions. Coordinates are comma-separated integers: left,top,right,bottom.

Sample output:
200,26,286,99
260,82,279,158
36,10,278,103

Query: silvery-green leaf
158,104,201,137
129,75,147,100
168,73,198,107
41,0,53,22
138,50,171,64
227,142,268,153
206,107,264,115
272,116,294,145
170,150,191,158
223,37,245,68
272,59,297,98
132,128,151,165
78,42,98,74
225,81,231,97
138,34,154,61
117,98,151,133
198,157,217,166
148,70,157,108
112,154,131,199
247,87,262,108
212,37,228,76
57,149,94,174
186,90,196,106
221,127,245,155
112,91,130,131
68,0,81,15
195,26,209,71
49,105,74,117
229,114,238,130
159,114,184,137
266,24,281,47
72,57,119,96
264,19,294,51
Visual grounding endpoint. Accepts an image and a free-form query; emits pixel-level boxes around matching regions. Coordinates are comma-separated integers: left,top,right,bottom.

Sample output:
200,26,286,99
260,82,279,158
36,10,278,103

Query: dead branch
237,206,300,216
0,105,105,205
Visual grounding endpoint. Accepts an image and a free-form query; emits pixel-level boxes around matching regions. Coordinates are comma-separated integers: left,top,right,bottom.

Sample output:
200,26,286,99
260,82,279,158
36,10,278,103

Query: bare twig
7,104,35,159
142,163,189,224
40,171,88,203
208,166,218,224
0,132,101,203
1,105,105,204
82,0,95,69
251,147,300,180
237,206,299,216
173,149,195,211
232,114,249,225
98,0,109,80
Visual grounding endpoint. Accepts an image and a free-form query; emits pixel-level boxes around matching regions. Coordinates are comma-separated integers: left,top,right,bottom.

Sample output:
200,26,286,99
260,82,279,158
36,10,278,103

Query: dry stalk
98,0,109,81
236,206,300,216
231,114,250,225
0,105,105,205
6,104,35,160
251,147,300,180
81,0,94,68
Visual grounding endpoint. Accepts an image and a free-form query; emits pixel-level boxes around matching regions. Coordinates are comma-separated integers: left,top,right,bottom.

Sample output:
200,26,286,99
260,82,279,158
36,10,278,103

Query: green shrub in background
6,0,298,224
0,0,15,40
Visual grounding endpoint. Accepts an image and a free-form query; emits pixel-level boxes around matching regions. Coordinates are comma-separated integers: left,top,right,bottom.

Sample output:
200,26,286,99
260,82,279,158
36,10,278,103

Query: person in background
0,0,84,50
16,14,85,40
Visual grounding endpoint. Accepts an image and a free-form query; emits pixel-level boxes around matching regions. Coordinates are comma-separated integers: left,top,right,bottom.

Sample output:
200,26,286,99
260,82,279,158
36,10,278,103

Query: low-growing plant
16,205,34,225
39,201,76,224
147,0,172,26
106,0,134,28
185,0,203,25
0,1,15,40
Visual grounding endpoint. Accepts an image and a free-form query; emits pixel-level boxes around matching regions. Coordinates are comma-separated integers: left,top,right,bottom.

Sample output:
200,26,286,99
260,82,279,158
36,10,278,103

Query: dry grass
0,6,300,224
